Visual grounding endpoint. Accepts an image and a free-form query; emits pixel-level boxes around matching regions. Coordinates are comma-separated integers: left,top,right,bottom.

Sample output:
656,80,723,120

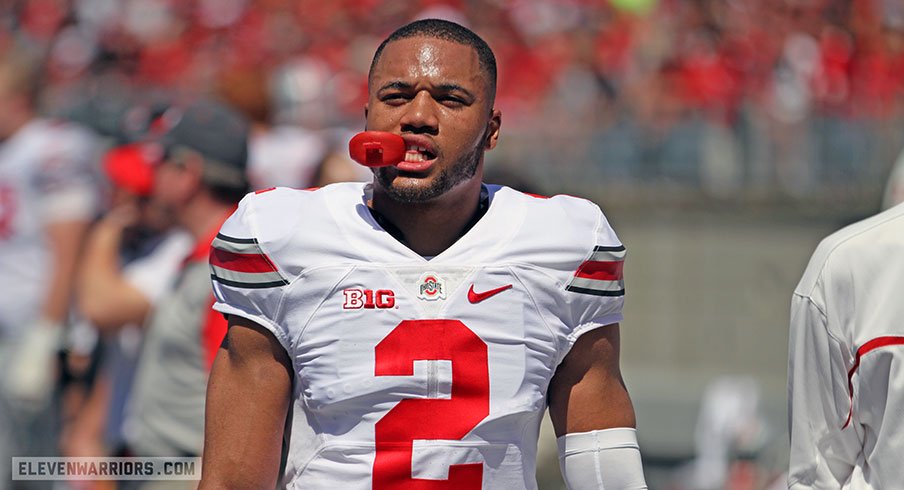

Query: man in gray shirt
123,101,250,467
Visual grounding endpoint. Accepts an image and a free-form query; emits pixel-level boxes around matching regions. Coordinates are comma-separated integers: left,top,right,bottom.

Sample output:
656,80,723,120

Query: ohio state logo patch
417,272,446,301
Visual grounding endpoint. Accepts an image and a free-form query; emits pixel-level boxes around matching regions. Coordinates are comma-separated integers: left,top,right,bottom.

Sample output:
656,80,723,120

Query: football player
200,19,647,489
788,203,904,488
0,53,101,485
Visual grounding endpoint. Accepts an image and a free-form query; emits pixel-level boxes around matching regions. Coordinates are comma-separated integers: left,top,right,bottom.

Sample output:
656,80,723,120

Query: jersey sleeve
209,193,295,353
557,202,626,363
787,277,860,487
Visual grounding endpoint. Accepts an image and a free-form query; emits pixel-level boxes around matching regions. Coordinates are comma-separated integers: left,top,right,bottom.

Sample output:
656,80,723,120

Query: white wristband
557,427,648,489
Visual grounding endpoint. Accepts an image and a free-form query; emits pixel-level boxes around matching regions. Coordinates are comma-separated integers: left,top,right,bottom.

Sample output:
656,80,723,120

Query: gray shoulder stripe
211,236,259,254
211,275,289,289
215,233,258,245
589,247,627,262
210,265,287,286
565,285,625,297
593,245,626,252
567,276,625,292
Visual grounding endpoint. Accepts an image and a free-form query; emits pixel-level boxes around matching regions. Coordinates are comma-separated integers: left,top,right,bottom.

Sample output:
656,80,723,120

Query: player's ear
485,109,501,150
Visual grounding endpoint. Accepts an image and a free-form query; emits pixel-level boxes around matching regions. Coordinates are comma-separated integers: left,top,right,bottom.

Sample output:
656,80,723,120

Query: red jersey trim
842,336,904,429
574,260,624,281
202,296,228,370
210,248,280,274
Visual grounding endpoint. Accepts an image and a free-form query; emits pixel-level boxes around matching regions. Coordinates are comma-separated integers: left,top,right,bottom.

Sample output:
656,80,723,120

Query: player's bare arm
548,323,635,435
548,323,648,489
3,218,91,402
199,315,293,489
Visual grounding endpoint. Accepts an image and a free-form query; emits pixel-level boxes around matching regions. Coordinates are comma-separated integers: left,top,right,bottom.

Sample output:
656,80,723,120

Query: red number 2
373,319,489,489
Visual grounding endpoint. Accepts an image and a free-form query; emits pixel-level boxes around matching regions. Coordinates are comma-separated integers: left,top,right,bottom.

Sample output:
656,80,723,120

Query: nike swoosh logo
467,284,513,304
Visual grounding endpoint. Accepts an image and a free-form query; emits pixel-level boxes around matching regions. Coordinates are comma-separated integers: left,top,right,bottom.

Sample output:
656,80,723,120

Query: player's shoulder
217,182,365,271
238,183,324,210
796,203,904,296
490,187,626,319
490,186,623,267
807,203,904,269
494,185,607,230
234,181,362,229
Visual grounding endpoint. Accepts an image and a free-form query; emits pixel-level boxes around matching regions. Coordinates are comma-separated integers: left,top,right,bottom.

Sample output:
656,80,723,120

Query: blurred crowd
0,59,347,489
2,1,904,489
1,0,903,201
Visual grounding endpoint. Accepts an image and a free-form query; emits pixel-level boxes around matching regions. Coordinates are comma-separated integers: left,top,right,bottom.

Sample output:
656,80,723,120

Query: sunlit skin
365,36,501,256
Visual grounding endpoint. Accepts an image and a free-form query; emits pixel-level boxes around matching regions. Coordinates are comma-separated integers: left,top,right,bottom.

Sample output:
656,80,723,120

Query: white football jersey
210,182,626,489
0,119,100,337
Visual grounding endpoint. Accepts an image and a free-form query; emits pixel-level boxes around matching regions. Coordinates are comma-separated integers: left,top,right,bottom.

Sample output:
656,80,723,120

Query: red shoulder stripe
842,336,904,429
574,260,624,281
209,248,279,274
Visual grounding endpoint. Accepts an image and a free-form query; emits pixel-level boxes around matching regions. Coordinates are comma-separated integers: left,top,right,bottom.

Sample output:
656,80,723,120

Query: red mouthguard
348,131,406,168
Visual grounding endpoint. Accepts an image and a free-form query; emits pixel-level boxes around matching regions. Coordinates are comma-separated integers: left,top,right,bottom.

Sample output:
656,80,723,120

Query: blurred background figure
2,0,904,488
116,101,249,490
788,203,904,488
677,376,774,490
215,59,369,191
62,101,192,473
0,51,102,489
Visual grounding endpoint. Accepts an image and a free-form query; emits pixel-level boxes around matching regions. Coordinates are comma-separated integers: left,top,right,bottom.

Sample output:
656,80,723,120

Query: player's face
366,37,501,203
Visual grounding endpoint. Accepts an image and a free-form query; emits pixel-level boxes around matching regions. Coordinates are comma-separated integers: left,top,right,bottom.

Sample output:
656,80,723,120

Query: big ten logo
343,289,396,309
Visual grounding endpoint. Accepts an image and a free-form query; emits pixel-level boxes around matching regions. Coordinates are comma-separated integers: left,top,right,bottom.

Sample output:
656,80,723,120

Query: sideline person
789,203,904,488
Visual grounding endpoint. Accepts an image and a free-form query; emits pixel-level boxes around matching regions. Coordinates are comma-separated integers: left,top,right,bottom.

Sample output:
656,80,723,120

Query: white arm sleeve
557,428,648,490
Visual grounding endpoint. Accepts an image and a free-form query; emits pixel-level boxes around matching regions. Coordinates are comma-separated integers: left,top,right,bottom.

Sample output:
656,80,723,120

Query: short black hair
369,19,497,99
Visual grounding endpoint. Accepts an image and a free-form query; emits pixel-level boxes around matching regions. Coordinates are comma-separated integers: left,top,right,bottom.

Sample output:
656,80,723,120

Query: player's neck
371,179,484,257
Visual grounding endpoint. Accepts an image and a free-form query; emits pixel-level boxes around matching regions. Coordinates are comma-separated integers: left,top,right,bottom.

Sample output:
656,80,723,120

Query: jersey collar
365,185,490,249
